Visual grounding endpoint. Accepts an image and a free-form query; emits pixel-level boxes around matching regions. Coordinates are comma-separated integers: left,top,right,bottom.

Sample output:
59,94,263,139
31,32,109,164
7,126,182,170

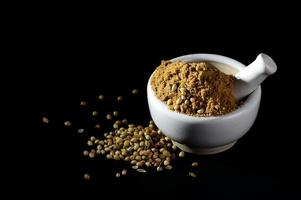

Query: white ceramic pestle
233,53,277,100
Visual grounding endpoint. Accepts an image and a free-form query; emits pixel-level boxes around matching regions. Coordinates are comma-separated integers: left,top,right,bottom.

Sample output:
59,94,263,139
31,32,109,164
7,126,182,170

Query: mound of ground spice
151,61,238,117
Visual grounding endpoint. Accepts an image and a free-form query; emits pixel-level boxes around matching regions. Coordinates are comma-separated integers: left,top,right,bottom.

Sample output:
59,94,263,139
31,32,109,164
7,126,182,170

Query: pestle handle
233,53,277,100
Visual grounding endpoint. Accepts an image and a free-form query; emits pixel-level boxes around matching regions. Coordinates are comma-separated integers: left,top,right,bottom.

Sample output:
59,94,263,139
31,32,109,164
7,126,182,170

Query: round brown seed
189,172,197,178
132,89,139,94
42,117,49,124
179,151,185,158
64,121,71,127
92,111,98,116
165,165,173,170
113,111,119,117
192,162,199,167
98,95,104,100
121,169,127,175
83,150,89,156
84,173,90,180
80,101,87,106
117,96,123,101
78,128,84,133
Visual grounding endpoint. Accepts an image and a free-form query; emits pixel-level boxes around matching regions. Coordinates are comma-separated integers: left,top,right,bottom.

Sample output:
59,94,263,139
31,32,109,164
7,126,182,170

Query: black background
21,6,300,199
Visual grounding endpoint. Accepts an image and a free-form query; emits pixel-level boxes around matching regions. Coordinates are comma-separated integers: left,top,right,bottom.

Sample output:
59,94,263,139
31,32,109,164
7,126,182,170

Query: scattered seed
42,117,49,124
137,169,147,173
131,89,139,94
89,152,95,158
90,136,96,141
98,95,104,100
87,141,93,146
165,165,173,170
113,111,119,117
95,124,101,129
156,166,163,172
121,169,127,175
189,172,197,178
117,96,123,101
92,111,98,116
192,162,199,167
80,101,87,106
78,128,84,133
84,173,90,180
64,121,71,127
106,114,112,120
132,165,138,169
122,119,128,124
83,150,89,156
163,160,170,166
116,172,121,177
179,151,185,158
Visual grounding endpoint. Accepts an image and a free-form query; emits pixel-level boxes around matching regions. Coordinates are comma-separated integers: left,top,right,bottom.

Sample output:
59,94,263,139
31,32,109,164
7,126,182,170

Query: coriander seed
84,173,90,180
106,114,112,120
117,96,123,101
92,111,98,116
113,111,119,117
64,121,71,127
189,172,197,178
121,169,127,175
165,165,173,170
179,151,185,158
78,128,84,133
89,152,95,158
87,141,93,146
131,89,139,94
192,162,199,167
98,95,104,100
90,136,96,141
80,101,87,106
83,150,89,156
137,169,147,173
42,117,49,124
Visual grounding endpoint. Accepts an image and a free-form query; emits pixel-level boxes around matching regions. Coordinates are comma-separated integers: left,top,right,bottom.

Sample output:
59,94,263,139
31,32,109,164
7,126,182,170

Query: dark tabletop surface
28,17,300,199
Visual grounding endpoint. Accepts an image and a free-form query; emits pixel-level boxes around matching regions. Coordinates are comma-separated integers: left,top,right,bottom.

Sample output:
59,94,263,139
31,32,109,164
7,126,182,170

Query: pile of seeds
151,61,238,116
84,120,177,172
